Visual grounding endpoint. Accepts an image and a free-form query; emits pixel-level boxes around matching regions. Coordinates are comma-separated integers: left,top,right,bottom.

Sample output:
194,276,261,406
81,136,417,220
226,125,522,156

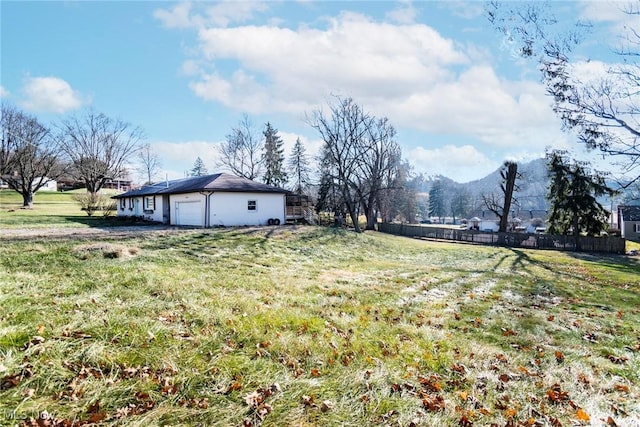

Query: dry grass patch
72,243,140,259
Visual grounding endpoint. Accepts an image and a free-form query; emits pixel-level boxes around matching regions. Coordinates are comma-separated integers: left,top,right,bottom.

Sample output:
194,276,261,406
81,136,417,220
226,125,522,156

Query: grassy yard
1,225,639,426
0,189,127,229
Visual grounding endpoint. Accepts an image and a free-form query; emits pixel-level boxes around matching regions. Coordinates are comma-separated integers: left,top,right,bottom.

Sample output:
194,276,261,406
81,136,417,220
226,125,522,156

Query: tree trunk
22,191,34,208
365,206,376,230
498,163,518,233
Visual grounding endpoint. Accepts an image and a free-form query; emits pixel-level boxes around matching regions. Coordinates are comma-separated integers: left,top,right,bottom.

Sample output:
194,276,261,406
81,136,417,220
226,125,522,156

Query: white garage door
175,201,202,226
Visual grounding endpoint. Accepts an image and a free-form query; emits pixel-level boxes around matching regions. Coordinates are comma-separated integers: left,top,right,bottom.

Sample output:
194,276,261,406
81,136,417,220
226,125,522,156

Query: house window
248,200,257,211
144,196,155,211
635,223,640,233
120,198,126,209
128,198,134,210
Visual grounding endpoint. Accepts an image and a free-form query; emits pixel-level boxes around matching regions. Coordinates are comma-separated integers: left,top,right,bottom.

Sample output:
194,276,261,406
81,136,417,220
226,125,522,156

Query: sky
0,0,634,183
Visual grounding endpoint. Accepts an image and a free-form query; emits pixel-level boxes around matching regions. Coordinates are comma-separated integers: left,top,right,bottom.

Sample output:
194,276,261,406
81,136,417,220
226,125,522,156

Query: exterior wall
622,220,640,241
209,192,285,227
169,193,206,226
35,179,57,192
116,196,164,222
116,191,286,227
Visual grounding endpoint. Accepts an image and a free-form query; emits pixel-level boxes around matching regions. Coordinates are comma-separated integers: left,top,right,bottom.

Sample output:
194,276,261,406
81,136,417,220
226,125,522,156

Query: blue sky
1,1,633,183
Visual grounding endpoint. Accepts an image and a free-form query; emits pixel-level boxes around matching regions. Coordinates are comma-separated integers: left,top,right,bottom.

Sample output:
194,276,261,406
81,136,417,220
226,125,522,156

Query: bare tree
58,110,143,195
483,161,519,233
1,104,65,207
309,97,401,231
137,143,162,185
487,1,640,185
216,114,263,180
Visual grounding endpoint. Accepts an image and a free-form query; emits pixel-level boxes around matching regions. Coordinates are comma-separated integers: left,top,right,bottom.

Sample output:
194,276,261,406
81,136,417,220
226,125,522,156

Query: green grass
1,225,639,426
0,189,128,229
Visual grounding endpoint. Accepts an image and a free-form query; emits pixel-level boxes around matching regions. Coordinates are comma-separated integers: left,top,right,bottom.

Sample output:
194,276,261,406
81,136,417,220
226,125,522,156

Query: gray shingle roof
619,205,640,221
113,173,288,199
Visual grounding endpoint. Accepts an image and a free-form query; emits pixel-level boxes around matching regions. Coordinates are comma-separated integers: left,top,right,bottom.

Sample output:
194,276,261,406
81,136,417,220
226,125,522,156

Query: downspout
199,191,215,228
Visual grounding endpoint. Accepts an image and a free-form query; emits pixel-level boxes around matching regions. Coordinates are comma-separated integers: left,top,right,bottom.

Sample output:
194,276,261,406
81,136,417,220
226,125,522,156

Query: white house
618,205,640,241
112,173,288,227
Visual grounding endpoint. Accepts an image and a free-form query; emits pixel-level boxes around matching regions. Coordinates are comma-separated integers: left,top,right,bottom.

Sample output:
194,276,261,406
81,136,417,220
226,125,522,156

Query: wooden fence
378,223,626,255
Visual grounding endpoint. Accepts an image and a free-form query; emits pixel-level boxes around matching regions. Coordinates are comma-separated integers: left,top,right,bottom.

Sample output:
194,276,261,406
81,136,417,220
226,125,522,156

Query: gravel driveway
0,224,178,240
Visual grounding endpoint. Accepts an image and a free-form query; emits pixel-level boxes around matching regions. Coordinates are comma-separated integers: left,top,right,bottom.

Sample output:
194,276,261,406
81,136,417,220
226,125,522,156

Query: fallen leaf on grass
87,401,107,424
612,384,629,393
607,355,628,364
606,416,619,426
422,394,445,412
320,400,334,412
547,384,569,403
576,408,590,422
458,414,473,426
418,375,442,392
245,391,264,408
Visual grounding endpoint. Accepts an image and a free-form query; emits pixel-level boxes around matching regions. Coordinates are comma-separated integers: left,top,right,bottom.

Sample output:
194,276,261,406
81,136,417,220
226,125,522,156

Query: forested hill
419,158,632,216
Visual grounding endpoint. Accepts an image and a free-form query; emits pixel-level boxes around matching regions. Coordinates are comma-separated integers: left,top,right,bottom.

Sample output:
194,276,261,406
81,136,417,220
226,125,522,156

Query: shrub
73,192,115,217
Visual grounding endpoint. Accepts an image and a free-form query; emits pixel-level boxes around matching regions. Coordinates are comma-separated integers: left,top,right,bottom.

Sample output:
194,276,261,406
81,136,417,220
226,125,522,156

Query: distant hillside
463,158,550,211
420,158,551,217
420,157,632,219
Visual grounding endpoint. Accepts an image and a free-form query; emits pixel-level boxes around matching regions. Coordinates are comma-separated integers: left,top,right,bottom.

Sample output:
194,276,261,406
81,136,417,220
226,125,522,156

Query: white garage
175,201,203,226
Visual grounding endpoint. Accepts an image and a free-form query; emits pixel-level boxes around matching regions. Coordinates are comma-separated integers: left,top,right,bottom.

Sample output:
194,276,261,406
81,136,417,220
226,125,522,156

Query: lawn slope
1,227,639,426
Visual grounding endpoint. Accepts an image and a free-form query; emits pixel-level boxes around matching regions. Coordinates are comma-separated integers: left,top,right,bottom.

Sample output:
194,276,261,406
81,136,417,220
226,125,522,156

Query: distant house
617,205,640,241
35,178,57,192
112,173,288,227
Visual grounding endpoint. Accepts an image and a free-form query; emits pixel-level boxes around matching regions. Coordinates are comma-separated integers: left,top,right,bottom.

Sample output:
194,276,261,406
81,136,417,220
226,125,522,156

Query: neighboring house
35,178,57,192
112,173,288,227
617,205,640,241
0,177,57,191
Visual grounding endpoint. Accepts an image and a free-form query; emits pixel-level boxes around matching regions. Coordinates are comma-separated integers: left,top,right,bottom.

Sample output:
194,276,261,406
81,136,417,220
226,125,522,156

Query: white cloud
150,140,220,180
0,86,8,98
409,145,499,182
191,12,467,114
159,6,587,181
386,1,418,24
438,1,485,20
21,76,83,113
154,2,201,29
154,1,268,29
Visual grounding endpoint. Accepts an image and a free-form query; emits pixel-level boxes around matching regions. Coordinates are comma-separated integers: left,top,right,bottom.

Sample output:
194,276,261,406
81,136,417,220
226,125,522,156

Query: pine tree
287,137,311,194
546,150,615,237
428,179,447,223
190,156,208,177
261,122,287,187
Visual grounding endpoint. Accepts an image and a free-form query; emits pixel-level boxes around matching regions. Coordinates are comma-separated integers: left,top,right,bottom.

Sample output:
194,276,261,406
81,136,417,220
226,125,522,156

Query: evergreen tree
262,122,287,187
546,150,615,237
428,179,447,223
450,187,471,223
287,137,311,194
190,156,208,177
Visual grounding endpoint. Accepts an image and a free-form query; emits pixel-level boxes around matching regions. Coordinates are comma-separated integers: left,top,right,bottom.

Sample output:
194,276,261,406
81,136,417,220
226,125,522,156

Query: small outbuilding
618,205,640,241
112,173,288,227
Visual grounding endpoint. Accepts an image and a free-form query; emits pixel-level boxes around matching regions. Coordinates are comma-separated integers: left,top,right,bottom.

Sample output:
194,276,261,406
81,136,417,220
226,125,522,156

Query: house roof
112,173,289,199
619,205,640,221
